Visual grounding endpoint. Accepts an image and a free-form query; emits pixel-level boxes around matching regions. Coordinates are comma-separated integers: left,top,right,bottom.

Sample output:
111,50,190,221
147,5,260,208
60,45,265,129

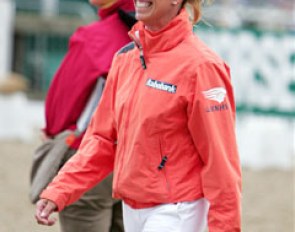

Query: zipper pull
158,156,168,170
131,31,147,70
139,50,146,70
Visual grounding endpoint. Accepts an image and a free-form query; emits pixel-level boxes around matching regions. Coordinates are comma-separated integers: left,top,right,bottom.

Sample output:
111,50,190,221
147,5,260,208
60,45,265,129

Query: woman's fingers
35,199,57,226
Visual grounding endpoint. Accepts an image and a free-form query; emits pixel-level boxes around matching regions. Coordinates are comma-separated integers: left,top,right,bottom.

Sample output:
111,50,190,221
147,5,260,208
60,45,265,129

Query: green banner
196,27,295,118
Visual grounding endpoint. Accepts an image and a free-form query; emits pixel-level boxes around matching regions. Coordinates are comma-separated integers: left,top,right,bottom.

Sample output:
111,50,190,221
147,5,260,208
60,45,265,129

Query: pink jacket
44,0,134,149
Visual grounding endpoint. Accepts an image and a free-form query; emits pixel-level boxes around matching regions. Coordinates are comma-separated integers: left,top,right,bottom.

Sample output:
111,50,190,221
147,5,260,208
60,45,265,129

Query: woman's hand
35,199,57,226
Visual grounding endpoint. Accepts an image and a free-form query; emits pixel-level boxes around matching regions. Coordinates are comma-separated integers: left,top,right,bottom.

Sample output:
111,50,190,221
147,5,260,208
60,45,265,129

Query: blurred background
0,0,294,231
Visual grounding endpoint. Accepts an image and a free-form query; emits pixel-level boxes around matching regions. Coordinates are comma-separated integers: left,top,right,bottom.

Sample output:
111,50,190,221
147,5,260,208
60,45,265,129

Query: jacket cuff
40,190,66,212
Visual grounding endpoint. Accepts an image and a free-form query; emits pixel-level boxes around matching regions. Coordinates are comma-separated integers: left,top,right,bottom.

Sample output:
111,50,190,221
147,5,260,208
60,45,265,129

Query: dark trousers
59,150,123,232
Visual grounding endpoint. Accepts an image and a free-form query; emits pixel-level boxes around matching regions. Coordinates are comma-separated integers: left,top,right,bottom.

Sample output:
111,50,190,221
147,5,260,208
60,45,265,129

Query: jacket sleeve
187,61,242,231
40,59,119,211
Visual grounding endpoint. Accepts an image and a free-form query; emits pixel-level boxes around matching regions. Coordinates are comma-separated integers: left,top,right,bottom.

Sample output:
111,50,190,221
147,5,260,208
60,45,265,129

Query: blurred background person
33,0,135,232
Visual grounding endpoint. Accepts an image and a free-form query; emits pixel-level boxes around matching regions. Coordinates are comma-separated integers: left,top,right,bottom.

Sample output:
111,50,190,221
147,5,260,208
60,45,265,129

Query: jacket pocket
158,134,171,194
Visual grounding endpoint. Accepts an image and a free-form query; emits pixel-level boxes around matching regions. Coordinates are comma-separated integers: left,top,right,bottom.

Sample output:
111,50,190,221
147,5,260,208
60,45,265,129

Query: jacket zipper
130,30,147,70
115,59,146,194
139,46,147,70
158,156,168,170
158,137,170,193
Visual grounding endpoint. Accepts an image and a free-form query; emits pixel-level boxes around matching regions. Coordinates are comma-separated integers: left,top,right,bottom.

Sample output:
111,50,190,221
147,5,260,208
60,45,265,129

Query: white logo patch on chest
146,78,177,94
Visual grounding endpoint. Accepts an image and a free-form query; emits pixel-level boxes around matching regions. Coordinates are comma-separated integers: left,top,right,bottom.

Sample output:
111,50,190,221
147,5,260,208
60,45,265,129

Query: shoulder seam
117,42,135,56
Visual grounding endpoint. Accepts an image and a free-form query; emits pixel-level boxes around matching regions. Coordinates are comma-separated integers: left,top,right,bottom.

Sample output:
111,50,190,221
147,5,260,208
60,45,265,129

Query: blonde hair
182,0,211,24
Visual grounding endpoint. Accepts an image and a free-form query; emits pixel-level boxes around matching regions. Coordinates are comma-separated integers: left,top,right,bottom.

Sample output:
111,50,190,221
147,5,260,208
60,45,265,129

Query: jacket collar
129,9,193,56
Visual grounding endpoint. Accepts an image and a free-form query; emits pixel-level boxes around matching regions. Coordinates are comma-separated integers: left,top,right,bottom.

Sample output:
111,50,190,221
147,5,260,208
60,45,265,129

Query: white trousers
122,198,209,232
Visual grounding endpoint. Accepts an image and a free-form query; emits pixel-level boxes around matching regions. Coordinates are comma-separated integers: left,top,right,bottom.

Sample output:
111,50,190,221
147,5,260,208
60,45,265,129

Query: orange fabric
41,10,241,231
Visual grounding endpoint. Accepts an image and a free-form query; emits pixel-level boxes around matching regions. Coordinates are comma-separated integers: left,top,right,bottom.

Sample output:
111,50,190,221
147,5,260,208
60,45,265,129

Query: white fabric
77,77,106,133
122,199,209,232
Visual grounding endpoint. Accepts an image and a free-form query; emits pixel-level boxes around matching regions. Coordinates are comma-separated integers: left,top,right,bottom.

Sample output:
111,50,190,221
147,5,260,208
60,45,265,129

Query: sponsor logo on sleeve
202,87,227,103
146,78,177,94
202,87,228,112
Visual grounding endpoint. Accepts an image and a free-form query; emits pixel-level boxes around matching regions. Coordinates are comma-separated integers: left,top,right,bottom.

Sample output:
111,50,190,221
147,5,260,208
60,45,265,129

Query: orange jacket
41,10,241,231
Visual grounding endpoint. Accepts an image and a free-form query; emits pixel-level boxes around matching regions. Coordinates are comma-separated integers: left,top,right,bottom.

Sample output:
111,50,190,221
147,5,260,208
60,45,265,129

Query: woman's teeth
136,1,152,8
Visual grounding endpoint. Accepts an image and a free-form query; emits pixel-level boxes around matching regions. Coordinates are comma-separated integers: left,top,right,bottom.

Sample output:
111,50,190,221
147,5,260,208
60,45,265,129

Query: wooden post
0,0,14,80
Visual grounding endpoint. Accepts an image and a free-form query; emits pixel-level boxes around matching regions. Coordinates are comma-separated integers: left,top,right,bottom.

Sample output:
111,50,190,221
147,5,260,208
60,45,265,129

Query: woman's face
134,0,182,31
89,0,117,8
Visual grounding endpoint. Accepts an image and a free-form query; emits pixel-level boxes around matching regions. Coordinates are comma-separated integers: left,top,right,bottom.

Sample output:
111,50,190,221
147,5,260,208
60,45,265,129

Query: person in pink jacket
38,0,135,231
36,0,242,231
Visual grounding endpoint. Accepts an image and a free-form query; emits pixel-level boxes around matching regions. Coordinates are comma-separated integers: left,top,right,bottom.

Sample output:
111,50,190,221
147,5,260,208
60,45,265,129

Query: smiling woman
35,0,242,231
134,0,183,30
